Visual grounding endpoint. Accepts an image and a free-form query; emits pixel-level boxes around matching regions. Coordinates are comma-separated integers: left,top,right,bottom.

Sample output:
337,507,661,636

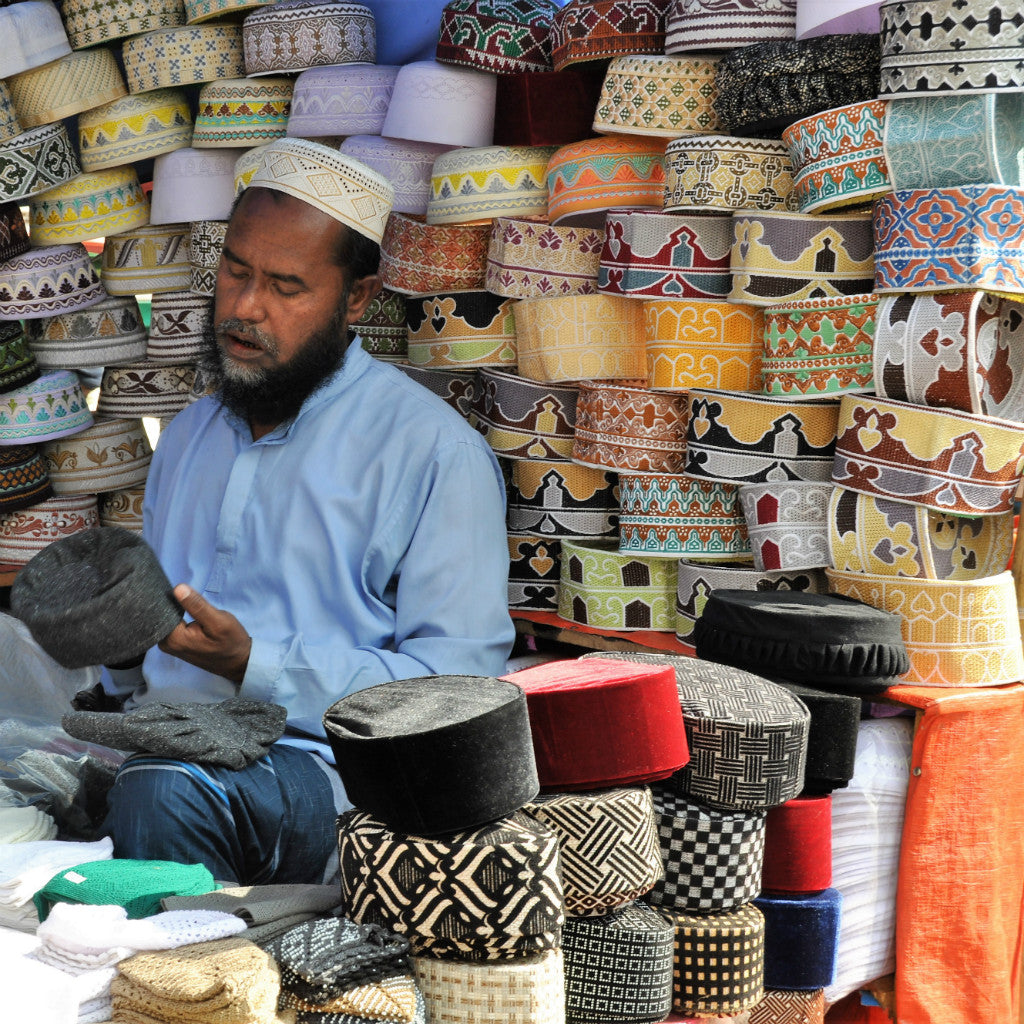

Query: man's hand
158,585,252,685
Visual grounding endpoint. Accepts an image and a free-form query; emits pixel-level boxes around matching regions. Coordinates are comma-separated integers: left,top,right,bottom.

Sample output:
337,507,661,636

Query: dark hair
231,187,381,283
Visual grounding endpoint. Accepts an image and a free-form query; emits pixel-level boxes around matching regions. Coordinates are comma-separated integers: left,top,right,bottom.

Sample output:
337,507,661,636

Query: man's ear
344,274,382,326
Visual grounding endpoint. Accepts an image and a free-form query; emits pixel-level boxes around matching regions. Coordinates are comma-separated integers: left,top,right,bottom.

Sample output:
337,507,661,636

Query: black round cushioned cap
694,589,909,696
323,675,540,836
10,526,182,669
771,679,861,794
713,33,882,137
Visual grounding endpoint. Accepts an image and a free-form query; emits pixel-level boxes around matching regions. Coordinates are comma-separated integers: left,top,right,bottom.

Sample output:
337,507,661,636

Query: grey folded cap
11,525,182,668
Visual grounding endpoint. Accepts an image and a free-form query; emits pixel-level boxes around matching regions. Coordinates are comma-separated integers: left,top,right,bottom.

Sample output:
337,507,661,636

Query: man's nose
227,276,266,323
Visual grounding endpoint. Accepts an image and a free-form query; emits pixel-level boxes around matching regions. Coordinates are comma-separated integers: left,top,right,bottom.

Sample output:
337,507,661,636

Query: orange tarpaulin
887,683,1024,1024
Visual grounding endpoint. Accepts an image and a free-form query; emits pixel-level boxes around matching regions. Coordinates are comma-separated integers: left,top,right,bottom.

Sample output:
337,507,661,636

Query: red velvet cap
493,68,605,147
503,657,689,790
761,794,832,894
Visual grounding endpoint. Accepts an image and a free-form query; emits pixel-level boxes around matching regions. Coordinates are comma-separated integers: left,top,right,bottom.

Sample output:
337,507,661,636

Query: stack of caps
582,649,814,1019
325,674,566,1024
504,657,689,1024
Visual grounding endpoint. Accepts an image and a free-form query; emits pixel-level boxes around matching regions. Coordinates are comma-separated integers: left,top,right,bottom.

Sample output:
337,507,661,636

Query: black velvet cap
772,680,861,794
323,675,540,837
713,33,882,137
10,526,182,669
694,589,909,696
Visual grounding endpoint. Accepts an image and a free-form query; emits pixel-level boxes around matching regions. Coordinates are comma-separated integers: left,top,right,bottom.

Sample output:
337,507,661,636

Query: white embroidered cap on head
245,137,394,244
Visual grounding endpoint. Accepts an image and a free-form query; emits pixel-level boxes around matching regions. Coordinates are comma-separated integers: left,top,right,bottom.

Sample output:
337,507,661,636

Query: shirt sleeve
237,437,515,740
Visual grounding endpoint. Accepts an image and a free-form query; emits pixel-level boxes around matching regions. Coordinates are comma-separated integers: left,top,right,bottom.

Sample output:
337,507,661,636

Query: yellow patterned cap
8,48,127,129
246,138,394,244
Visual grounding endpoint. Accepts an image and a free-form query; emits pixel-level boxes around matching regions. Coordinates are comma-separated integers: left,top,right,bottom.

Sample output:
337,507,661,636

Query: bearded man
99,140,515,884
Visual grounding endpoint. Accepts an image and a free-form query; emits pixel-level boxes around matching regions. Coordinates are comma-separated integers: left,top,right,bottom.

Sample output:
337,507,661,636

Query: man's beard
199,306,350,426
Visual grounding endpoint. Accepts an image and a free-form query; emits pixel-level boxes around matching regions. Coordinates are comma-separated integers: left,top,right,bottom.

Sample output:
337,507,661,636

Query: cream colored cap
245,137,394,245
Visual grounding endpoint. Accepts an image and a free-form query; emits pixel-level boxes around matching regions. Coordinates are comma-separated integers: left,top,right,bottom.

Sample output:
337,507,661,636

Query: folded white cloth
0,837,113,908
0,805,58,844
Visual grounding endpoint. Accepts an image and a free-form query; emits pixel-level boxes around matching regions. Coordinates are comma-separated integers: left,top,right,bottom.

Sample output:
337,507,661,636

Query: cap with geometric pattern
101,223,191,296
248,138,393,244
507,459,618,539
0,369,93,445
645,783,766,914
666,0,797,52
62,0,184,50
287,64,399,138
406,291,517,370
0,82,21,146
192,77,293,147
380,214,489,295
437,0,560,75
551,0,667,72
355,287,406,361
0,444,53,513
24,294,148,369
0,323,39,395
562,903,674,1022
0,244,106,321
186,0,273,23
737,481,832,573
507,533,560,612
29,168,150,247
0,122,80,204
78,89,193,173
338,808,564,960
521,788,663,915
7,48,126,129
584,650,809,811
123,25,246,94
188,221,226,297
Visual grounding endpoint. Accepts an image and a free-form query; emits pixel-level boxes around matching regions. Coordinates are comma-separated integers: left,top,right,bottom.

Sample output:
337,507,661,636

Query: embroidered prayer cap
695,588,910,695
494,67,606,147
762,794,833,893
507,533,560,611
242,0,376,76
0,1,70,79
150,147,237,225
0,493,99,569
436,0,559,75
101,223,191,296
186,0,274,23
62,0,185,50
339,135,456,216
0,244,106,321
79,89,193,173
288,64,399,138
29,168,150,247
550,0,669,72
233,146,264,194
473,368,578,460
507,458,618,539
666,0,797,52
0,122,81,204
42,417,153,495
356,287,407,360
192,77,292,148
754,888,842,990
593,55,721,138
11,526,182,669
338,808,564,960
7,48,126,129
0,369,92,445
188,222,226,298
0,203,29,267
246,138,393,245
99,486,145,532
382,60,497,148
380,214,489,294
561,904,674,1022
584,649,810,810
0,83,21,146
427,145,557,225
646,784,766,914
879,0,1024,97
521,787,663,915
547,136,668,227
0,322,39,395
406,291,517,369
797,0,881,38
737,481,832,573
618,473,751,561
558,537,680,630
122,25,246,94
503,657,689,790
713,33,882,138
324,675,538,835
96,362,197,419
0,444,53,513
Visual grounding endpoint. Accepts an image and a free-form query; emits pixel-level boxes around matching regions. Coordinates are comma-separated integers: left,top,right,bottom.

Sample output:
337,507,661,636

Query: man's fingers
173,584,217,629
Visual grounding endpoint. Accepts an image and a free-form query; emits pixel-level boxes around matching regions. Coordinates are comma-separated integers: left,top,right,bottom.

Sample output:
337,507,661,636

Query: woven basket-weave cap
382,59,497,148
247,137,394,244
0,1,70,79
324,674,539,835
11,525,183,669
696,588,909,694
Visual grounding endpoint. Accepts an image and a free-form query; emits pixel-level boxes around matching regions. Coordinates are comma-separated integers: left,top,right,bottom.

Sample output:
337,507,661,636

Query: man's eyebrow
220,244,309,288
